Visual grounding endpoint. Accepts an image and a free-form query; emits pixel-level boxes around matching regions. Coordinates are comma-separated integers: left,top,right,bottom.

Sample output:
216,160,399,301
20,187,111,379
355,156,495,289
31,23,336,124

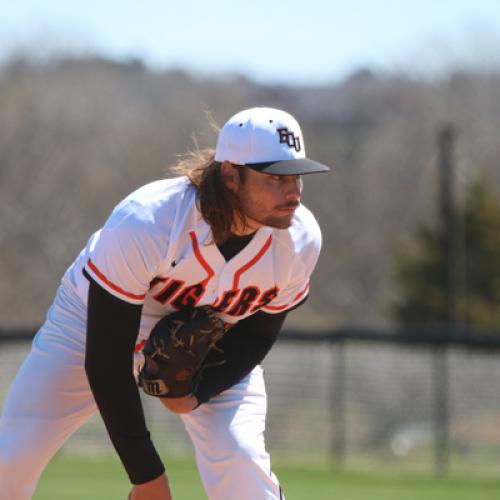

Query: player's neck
217,231,257,261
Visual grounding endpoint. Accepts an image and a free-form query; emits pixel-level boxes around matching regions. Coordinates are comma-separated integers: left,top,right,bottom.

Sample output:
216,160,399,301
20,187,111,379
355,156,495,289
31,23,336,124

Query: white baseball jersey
0,175,320,500
67,176,321,346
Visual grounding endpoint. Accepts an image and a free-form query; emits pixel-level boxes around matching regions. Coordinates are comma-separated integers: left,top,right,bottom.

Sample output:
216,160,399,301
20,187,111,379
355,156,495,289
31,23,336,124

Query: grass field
32,454,500,500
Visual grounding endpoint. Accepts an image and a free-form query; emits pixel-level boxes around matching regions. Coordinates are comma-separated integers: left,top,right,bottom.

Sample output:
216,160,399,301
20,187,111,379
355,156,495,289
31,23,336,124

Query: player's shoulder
291,204,321,241
106,176,195,231
270,204,322,284
124,176,193,209
274,204,322,255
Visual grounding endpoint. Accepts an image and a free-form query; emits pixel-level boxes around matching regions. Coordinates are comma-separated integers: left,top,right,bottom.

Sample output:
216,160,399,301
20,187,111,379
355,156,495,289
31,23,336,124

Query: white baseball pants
0,285,283,499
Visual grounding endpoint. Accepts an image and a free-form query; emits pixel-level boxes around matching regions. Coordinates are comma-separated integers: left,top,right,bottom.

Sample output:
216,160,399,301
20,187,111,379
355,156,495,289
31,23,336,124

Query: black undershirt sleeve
84,277,165,485
194,309,288,404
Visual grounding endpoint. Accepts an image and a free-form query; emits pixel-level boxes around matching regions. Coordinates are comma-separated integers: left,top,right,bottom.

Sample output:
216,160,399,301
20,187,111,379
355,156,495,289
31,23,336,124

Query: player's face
235,167,303,232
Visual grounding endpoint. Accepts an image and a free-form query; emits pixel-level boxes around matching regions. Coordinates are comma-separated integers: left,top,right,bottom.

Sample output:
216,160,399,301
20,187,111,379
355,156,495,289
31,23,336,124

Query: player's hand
160,394,199,414
128,473,173,500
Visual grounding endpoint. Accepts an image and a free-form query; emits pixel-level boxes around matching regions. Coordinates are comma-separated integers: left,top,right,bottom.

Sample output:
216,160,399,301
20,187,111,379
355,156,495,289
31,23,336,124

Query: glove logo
142,380,166,397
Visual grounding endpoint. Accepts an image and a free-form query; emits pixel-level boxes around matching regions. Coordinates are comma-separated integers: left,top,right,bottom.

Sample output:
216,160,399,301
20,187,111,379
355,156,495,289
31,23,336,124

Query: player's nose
285,176,302,200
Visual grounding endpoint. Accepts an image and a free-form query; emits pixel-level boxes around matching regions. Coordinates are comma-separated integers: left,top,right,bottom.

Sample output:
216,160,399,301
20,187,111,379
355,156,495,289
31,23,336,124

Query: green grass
33,454,500,500
34,455,205,500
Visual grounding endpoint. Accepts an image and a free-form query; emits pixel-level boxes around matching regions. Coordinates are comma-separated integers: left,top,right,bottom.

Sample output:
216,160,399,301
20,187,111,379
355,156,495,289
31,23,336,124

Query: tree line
1,56,499,330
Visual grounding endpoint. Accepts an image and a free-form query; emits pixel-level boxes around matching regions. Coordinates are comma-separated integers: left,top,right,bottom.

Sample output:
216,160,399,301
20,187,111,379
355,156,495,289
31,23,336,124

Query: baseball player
0,107,330,500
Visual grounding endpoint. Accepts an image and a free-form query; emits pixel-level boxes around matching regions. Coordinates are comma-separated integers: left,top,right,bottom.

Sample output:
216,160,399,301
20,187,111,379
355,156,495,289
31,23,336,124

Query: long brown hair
171,149,247,244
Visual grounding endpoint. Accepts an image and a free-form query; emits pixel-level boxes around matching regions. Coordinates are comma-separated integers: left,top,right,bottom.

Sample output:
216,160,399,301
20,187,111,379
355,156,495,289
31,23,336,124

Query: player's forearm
85,279,165,484
194,333,275,403
194,310,287,403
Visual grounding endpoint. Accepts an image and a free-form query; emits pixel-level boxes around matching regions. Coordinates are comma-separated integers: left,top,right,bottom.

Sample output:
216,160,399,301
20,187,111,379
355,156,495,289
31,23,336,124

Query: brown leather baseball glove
138,306,226,398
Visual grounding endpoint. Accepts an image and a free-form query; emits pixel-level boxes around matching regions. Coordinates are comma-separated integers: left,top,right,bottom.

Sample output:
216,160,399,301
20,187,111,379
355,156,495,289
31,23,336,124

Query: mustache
276,201,300,209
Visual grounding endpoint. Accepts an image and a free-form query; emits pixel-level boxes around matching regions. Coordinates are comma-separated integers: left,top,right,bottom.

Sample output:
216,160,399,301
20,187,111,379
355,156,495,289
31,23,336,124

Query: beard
234,181,299,232
252,213,294,229
238,196,298,230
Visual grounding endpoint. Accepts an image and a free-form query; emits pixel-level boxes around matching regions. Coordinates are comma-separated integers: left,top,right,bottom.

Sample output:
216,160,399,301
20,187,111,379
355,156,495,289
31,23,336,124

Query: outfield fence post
331,338,346,465
433,343,450,476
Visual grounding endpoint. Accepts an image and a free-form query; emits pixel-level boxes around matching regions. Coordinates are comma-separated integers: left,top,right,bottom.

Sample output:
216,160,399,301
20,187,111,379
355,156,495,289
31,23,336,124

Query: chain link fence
2,328,500,477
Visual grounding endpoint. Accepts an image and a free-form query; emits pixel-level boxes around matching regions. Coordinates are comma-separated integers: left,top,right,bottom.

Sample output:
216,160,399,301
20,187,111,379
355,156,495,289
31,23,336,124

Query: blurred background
1,0,500,497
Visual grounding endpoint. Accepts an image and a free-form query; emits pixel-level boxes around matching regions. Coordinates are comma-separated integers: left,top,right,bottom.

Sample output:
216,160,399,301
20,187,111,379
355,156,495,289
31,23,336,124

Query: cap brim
245,158,330,175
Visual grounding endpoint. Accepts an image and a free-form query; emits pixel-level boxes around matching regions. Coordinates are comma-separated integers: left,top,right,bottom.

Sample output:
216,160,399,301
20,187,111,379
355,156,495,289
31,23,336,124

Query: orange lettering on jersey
251,286,280,312
172,283,205,309
150,231,284,316
212,290,239,312
149,276,169,289
263,282,309,312
153,279,185,304
227,286,260,316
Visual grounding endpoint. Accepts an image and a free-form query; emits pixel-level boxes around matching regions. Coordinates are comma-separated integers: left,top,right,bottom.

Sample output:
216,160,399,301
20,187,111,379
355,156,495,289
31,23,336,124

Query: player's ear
220,161,240,193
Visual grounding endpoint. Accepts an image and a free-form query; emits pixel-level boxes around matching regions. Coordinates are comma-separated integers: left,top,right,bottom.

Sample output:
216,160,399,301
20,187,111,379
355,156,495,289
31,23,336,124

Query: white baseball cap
214,107,330,175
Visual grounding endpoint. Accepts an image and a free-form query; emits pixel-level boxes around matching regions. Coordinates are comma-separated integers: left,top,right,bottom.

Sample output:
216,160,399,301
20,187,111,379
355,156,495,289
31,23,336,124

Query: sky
1,0,500,85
